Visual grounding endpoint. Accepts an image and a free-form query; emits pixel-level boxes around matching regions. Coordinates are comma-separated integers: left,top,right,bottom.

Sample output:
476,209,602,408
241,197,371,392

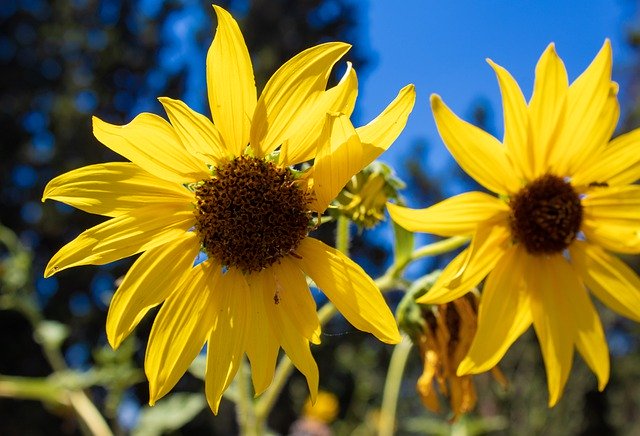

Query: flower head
43,5,414,413
334,162,405,229
389,40,640,406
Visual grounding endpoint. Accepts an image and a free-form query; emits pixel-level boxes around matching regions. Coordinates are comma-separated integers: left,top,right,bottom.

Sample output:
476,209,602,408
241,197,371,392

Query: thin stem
254,356,295,421
376,235,470,292
335,215,351,256
254,299,338,423
0,223,114,436
236,359,260,436
378,335,413,436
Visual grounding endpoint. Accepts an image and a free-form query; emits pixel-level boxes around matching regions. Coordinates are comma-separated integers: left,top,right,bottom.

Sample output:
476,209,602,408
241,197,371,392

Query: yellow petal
487,59,532,182
355,84,416,165
387,192,509,237
279,63,358,166
272,258,321,344
572,127,640,187
553,41,617,176
93,114,208,184
311,113,363,213
418,224,510,305
583,184,640,222
581,185,640,252
570,241,640,322
527,255,575,407
564,84,619,177
258,268,319,401
245,274,279,395
430,94,519,194
582,217,640,254
293,237,401,344
158,96,229,164
565,265,610,391
207,5,256,156
458,246,532,375
250,42,350,156
205,267,251,414
106,232,200,349
45,203,193,277
42,162,191,217
528,44,568,178
145,262,218,404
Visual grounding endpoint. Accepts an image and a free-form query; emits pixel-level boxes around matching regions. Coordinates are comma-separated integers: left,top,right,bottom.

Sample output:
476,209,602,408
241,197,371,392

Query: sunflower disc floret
509,174,583,255
194,155,312,272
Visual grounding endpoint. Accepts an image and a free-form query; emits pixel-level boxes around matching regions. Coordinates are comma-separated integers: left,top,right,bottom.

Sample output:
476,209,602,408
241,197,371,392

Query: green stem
376,235,470,292
253,300,338,424
236,359,260,436
254,356,294,422
0,375,66,404
378,335,413,436
0,223,113,436
336,215,351,256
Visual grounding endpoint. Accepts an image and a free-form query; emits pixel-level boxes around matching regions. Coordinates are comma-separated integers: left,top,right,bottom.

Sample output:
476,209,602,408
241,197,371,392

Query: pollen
509,174,583,255
194,155,312,273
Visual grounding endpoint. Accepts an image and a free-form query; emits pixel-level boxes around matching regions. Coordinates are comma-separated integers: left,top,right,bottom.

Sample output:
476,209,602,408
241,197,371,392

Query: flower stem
336,215,351,256
378,335,413,436
376,235,470,292
253,296,340,425
236,358,260,435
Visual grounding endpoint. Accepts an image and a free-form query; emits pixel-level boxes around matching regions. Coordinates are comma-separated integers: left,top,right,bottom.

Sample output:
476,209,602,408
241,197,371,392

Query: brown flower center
194,156,312,272
509,174,583,255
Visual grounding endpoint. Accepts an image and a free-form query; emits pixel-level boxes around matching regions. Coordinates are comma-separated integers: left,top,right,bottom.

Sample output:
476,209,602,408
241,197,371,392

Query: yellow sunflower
388,40,640,406
43,5,413,413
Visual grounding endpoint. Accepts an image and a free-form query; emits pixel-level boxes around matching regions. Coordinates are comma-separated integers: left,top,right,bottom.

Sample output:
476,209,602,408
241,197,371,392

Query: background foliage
1,0,640,435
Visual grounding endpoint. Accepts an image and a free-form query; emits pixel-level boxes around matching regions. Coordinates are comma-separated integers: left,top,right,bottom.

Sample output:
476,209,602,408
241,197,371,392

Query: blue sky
357,0,638,204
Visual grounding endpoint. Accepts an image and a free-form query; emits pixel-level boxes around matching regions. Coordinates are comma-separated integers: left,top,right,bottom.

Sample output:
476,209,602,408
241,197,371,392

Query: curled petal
356,84,416,165
250,42,350,156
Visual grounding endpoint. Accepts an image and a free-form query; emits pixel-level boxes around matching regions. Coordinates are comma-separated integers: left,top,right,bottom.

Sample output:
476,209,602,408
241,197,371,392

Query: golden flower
389,40,640,406
43,5,414,413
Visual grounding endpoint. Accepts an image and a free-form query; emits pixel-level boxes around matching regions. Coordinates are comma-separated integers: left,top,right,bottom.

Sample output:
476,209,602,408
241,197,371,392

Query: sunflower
388,40,640,406
43,5,413,413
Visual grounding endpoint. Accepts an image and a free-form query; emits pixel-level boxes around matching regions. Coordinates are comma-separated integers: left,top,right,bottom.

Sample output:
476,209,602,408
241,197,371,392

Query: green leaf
132,393,206,436
392,220,414,266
